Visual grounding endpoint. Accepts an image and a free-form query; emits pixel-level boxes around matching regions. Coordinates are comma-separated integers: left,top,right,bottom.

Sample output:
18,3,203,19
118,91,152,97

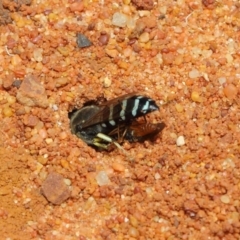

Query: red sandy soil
0,0,240,239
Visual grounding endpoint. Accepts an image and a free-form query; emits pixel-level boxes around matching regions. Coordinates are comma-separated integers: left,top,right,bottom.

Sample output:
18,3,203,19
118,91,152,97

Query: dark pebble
12,80,22,88
76,33,92,48
99,33,109,46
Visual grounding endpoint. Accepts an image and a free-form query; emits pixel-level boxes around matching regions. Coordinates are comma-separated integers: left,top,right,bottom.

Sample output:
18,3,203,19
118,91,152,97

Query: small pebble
220,195,230,204
129,227,139,237
64,178,71,186
105,48,118,58
191,91,202,102
61,159,70,169
218,77,226,85
223,83,237,99
7,96,16,105
175,103,184,112
154,172,161,180
12,80,22,88
222,158,235,169
57,46,70,57
59,131,68,139
132,0,154,10
122,4,131,14
69,1,84,12
226,53,233,63
37,155,48,165
138,10,151,17
174,26,182,33
52,104,58,111
162,52,175,65
112,162,125,172
11,55,22,66
41,172,71,205
38,129,47,139
23,115,39,127
139,32,150,43
56,77,69,88
197,135,204,142
129,215,138,227
123,47,133,58
156,53,163,65
3,106,13,117
99,33,109,45
140,16,157,29
176,136,185,146
16,75,48,108
3,75,14,89
76,33,92,48
103,76,112,88
189,69,200,78
146,187,154,196
112,12,128,27
33,48,43,62
117,60,129,70
45,138,53,144
96,171,110,186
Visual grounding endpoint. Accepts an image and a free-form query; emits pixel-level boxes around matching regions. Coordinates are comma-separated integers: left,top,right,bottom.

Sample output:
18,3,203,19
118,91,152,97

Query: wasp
69,93,165,151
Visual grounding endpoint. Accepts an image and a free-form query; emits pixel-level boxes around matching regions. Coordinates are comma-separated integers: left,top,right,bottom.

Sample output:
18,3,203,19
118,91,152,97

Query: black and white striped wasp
69,93,165,151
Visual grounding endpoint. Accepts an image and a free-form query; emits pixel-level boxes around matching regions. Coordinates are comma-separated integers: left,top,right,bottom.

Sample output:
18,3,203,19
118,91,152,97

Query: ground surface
0,0,240,239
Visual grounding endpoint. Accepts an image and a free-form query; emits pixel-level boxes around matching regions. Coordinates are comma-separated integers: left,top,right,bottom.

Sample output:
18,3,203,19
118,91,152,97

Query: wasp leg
95,133,123,150
143,115,147,123
92,136,109,150
107,124,128,143
95,133,133,161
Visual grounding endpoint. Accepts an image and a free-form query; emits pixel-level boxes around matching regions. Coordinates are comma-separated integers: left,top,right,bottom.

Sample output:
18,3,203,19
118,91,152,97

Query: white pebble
52,104,58,111
64,178,71,186
156,53,163,65
226,53,233,63
103,76,112,88
176,136,185,146
154,173,161,180
139,32,150,43
189,69,200,79
96,171,110,186
145,187,154,196
112,12,128,27
138,10,150,17
173,26,182,33
202,49,212,58
202,72,209,81
33,48,43,62
218,77,226,85
220,194,230,204
222,158,235,169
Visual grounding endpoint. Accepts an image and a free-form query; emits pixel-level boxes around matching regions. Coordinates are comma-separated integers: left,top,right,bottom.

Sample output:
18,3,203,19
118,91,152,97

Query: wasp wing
80,92,140,129
107,121,166,142
118,121,166,142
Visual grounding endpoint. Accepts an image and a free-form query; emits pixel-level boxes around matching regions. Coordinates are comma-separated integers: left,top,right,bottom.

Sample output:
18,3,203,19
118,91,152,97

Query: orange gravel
1,0,240,239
